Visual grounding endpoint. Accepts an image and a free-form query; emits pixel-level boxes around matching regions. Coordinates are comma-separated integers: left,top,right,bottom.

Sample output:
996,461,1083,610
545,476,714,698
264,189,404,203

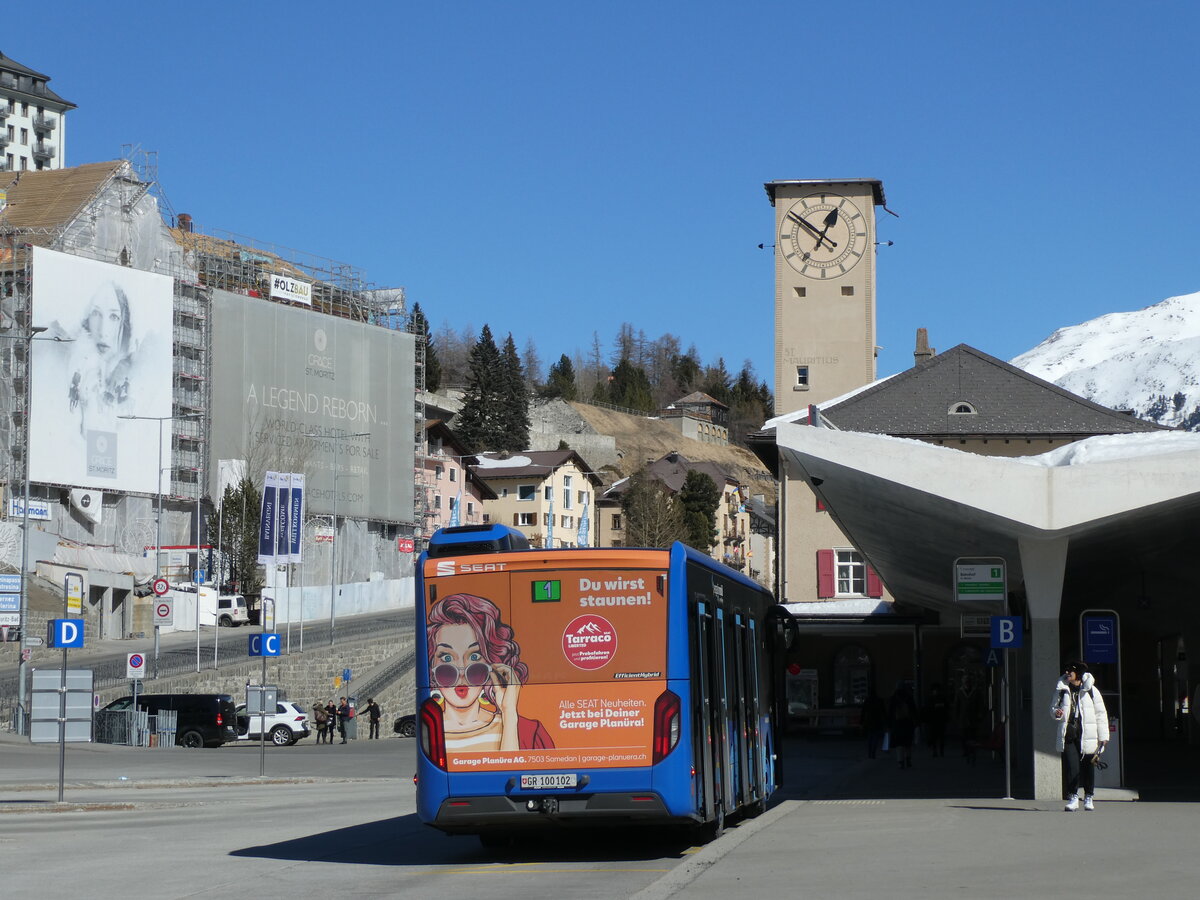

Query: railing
32,114,56,132
31,142,56,162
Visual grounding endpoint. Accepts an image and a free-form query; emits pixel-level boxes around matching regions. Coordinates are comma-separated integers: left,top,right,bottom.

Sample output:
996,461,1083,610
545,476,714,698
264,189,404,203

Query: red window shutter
867,566,883,598
817,549,835,598
815,497,826,512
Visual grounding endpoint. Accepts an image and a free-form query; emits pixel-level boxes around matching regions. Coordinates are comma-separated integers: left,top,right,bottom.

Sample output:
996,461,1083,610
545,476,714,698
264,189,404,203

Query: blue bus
414,524,795,845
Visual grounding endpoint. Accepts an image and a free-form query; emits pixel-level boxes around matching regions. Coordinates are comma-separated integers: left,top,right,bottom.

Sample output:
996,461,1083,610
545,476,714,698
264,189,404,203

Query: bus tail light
652,690,681,764
419,698,447,770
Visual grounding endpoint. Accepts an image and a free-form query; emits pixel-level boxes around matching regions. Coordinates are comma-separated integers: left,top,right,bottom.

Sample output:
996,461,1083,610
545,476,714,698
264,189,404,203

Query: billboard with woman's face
28,248,173,493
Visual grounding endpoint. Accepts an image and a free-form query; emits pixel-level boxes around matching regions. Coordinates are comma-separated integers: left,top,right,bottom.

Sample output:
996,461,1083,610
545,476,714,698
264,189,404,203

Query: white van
213,593,250,627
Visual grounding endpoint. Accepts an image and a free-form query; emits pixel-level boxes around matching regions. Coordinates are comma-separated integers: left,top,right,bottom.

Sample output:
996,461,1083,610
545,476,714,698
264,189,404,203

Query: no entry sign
153,600,174,627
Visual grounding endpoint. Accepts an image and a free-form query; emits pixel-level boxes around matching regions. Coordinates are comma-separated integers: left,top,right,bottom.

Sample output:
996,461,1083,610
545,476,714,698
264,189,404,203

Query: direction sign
0,595,20,612
0,573,20,593
152,577,170,597
153,600,174,627
955,563,1007,603
127,652,147,680
0,612,21,626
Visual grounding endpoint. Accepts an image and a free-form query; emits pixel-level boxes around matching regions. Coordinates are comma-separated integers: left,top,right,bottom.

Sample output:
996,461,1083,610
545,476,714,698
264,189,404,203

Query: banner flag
546,494,554,549
288,473,305,562
577,501,590,547
448,489,462,527
275,473,292,561
257,471,279,564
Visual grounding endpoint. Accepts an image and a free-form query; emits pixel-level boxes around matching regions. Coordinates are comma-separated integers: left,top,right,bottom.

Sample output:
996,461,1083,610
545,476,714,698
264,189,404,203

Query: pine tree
543,354,578,400
500,332,531,452
455,325,506,452
609,358,654,412
679,470,720,551
218,478,264,598
411,302,441,392
522,338,543,394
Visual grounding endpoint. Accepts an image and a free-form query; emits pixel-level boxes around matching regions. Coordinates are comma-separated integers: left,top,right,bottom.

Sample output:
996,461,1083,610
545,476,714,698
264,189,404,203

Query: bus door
743,616,762,804
731,612,749,808
714,606,733,817
691,599,716,821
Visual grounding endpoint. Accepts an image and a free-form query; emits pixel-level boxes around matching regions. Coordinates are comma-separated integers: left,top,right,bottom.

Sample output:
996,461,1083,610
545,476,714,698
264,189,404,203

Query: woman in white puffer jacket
1051,661,1109,811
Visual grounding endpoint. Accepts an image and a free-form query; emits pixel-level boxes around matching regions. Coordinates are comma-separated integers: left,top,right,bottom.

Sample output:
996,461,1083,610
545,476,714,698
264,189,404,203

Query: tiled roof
0,51,75,108
0,160,126,243
604,451,736,498
824,344,1165,437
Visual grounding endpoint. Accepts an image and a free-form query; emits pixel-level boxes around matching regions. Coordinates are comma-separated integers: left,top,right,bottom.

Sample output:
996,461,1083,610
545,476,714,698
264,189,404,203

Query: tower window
841,286,855,296
795,366,810,390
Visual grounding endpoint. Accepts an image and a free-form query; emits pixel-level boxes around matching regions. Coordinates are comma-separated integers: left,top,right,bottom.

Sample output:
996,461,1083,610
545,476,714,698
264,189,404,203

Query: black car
393,714,415,737
103,693,239,748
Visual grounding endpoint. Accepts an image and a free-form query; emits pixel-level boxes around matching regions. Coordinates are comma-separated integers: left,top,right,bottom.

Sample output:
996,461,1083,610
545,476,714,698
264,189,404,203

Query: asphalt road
4,732,1197,900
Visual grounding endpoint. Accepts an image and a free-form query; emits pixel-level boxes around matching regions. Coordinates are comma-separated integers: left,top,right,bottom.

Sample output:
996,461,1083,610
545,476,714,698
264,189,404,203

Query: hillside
1012,291,1200,430
568,402,777,501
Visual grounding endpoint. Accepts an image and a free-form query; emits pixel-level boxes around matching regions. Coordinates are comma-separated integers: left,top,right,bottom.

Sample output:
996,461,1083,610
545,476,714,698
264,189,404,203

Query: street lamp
302,430,369,646
119,412,202,677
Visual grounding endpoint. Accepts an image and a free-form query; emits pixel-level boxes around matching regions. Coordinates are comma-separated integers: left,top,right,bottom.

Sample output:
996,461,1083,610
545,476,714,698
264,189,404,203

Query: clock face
778,193,867,278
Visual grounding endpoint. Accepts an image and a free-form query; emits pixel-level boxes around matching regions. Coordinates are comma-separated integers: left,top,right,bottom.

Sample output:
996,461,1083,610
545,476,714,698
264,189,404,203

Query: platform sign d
48,618,85,649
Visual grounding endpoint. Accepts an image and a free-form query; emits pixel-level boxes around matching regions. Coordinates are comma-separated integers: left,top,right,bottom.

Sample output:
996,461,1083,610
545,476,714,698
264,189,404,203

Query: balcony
32,114,56,132
31,141,56,163
0,132,8,149
0,105,9,119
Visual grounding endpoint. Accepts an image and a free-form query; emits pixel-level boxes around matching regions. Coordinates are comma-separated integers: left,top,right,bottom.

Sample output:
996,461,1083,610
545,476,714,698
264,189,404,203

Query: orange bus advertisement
423,551,670,772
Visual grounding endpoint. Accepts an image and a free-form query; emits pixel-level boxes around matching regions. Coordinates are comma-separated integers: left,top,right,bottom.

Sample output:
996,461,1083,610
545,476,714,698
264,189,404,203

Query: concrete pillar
1019,535,1068,800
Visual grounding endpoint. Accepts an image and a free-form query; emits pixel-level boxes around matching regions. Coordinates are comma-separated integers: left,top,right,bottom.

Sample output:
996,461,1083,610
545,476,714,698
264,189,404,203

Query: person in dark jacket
888,683,919,769
312,702,329,744
922,684,950,758
861,688,888,759
366,698,382,740
337,697,350,744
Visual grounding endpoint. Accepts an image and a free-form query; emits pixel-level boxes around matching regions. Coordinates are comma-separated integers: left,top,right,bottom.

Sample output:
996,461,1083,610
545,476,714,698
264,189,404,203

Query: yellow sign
66,576,84,615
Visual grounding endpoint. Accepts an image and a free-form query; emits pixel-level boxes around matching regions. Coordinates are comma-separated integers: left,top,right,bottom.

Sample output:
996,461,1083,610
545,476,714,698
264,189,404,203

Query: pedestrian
366,698,382,740
324,700,338,745
337,696,350,744
861,687,887,759
1053,661,1109,811
312,702,329,744
922,683,950,758
953,672,984,764
888,682,919,769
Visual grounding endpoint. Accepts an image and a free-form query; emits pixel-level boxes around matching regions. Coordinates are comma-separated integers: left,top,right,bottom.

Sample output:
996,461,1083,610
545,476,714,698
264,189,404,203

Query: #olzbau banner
257,471,279,565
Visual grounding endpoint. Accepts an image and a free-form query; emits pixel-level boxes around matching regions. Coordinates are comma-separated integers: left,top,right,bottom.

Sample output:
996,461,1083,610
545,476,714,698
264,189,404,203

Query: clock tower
767,179,886,414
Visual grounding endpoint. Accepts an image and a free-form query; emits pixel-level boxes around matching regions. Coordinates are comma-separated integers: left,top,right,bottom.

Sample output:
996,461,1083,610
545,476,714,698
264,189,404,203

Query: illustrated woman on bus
426,592,554,751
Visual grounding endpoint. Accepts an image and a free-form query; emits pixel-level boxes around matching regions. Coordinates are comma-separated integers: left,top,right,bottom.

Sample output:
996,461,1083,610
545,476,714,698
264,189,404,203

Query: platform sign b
991,616,1023,649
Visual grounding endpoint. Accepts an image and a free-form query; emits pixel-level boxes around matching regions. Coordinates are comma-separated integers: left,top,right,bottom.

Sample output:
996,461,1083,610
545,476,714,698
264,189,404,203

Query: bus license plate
520,773,577,790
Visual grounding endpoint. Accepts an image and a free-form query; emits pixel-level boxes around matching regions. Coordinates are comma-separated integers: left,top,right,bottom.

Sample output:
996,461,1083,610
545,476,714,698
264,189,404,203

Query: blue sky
12,1,1200,384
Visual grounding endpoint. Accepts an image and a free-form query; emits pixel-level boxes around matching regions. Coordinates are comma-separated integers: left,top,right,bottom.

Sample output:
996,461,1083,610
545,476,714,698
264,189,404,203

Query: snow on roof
762,373,898,431
473,454,533,469
1012,431,1200,468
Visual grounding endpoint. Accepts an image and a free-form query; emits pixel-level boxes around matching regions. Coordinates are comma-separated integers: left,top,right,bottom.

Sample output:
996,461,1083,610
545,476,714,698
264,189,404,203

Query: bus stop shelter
773,424,1200,799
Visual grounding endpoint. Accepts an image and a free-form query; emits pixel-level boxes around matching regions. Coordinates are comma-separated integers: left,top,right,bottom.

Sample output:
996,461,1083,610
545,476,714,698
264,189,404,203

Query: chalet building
470,449,602,549
419,420,496,533
658,391,729,444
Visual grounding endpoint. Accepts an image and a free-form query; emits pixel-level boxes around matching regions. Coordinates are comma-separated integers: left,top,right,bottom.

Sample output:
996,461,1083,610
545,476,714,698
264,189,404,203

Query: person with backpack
1052,661,1110,811
312,702,329,744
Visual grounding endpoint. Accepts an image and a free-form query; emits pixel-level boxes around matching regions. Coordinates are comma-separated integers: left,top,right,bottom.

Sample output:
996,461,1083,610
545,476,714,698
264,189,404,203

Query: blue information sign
1083,615,1117,664
49,618,85,649
248,633,282,657
990,616,1023,649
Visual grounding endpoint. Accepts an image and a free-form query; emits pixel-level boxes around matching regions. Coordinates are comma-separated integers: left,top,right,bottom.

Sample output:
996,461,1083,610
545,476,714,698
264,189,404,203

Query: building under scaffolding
0,158,425,639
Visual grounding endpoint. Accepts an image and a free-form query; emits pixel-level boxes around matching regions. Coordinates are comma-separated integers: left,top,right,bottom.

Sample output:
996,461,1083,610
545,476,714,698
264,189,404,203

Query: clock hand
789,211,838,249
813,209,839,251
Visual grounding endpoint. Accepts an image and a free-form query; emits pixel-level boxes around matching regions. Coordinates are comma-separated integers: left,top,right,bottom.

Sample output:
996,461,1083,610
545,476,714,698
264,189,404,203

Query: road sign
396,537,415,553
343,668,352,684
0,595,20,612
26,635,44,646
194,569,206,583
985,648,1003,667
152,577,170,597
48,618,85,649
126,652,146,680
0,612,20,626
248,633,282,657
955,562,1007,603
0,573,20,592
991,616,1024,649
960,614,991,637
153,600,174,626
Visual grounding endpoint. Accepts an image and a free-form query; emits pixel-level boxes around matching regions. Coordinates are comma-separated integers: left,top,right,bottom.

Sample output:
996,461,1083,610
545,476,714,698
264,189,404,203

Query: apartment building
0,51,74,173
470,449,602,549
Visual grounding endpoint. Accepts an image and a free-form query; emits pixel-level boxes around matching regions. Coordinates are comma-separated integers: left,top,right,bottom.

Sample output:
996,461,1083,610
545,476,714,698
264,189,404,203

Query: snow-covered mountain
1011,291,1200,431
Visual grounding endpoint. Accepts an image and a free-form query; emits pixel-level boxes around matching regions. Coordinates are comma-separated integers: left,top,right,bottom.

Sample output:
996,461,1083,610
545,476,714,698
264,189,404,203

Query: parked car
102,693,239,748
393,713,415,737
236,700,311,746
